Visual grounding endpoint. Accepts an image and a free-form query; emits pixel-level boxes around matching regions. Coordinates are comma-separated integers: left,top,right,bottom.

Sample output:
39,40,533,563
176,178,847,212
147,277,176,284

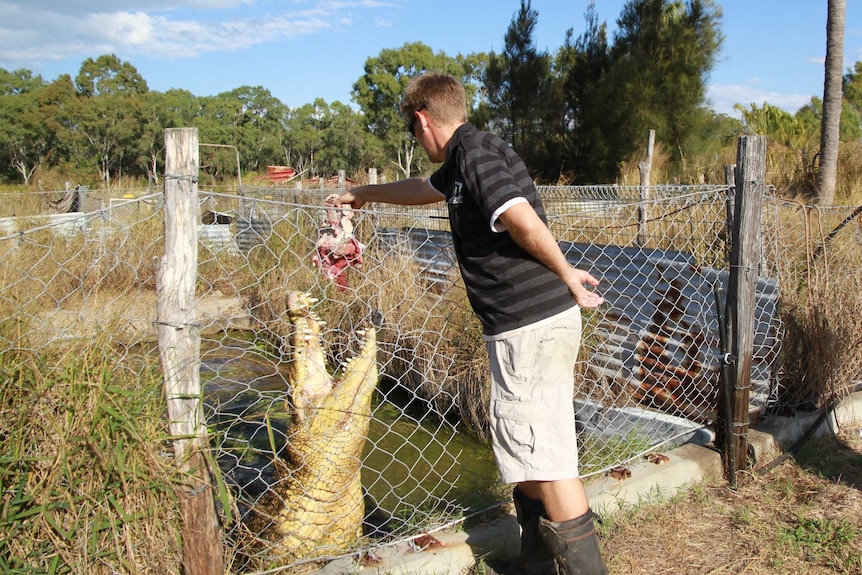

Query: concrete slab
310,391,862,575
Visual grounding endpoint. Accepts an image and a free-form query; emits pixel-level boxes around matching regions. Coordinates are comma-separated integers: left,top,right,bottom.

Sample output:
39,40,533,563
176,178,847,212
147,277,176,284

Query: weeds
779,517,862,572
0,340,183,574
597,424,862,575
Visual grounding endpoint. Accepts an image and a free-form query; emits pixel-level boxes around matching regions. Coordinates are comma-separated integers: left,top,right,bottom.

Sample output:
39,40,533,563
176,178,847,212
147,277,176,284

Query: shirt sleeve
490,197,529,232
461,144,525,231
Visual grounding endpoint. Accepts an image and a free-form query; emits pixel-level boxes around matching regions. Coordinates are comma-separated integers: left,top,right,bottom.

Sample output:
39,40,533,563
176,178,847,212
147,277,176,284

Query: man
338,72,608,575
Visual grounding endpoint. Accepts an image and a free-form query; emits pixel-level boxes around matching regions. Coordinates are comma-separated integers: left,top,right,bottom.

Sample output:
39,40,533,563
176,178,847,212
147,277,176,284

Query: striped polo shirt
429,123,576,336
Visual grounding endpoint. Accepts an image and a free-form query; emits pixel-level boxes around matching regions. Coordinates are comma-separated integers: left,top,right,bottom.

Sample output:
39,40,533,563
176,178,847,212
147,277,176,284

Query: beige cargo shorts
484,305,582,484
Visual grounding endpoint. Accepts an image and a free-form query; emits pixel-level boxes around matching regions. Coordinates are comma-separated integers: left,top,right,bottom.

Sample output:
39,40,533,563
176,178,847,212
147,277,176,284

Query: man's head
400,72,467,161
401,72,467,134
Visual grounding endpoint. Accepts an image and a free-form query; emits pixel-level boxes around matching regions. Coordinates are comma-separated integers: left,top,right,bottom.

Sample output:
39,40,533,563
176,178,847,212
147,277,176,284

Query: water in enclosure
199,331,499,539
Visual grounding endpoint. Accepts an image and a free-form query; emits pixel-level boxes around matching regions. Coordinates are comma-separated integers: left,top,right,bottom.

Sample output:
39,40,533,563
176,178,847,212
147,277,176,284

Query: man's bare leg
517,478,588,522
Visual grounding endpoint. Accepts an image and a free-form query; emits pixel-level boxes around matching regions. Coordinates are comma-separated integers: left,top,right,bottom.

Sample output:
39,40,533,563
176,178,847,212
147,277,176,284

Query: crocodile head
246,291,380,564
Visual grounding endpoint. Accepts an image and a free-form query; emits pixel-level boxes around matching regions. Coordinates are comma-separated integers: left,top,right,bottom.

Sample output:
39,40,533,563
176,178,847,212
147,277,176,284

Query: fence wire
1,183,859,574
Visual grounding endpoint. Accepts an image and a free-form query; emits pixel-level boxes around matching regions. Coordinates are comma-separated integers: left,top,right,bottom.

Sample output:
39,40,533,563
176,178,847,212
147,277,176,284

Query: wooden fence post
158,127,225,575
722,135,767,483
636,129,655,246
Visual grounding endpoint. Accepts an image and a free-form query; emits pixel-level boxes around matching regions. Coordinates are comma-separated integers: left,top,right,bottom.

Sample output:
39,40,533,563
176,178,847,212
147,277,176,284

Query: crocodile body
246,291,378,563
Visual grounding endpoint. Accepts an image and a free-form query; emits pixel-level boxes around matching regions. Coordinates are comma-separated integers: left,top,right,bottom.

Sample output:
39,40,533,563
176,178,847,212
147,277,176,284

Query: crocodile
245,291,379,564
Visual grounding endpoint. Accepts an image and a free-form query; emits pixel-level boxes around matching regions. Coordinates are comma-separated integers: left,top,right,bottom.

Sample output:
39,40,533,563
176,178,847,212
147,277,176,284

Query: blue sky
1,1,860,117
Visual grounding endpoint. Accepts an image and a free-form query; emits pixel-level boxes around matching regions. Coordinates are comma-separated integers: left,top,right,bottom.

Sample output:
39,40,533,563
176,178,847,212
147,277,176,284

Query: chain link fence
1,180,859,573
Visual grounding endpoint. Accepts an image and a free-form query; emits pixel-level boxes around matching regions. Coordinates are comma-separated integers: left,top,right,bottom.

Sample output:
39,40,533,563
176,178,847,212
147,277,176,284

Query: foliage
0,2,861,198
584,0,724,182
482,0,553,164
352,41,479,178
0,341,184,574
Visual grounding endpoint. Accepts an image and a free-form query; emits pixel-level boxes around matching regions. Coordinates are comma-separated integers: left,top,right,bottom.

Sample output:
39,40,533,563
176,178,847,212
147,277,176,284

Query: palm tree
817,0,845,205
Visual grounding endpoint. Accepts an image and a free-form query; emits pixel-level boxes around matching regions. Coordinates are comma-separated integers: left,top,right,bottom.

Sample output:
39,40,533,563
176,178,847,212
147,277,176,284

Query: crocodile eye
369,310,384,329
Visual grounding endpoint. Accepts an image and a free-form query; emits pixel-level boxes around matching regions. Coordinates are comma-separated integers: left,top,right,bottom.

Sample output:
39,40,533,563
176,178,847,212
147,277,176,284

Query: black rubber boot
538,509,609,575
483,488,555,575
512,487,556,575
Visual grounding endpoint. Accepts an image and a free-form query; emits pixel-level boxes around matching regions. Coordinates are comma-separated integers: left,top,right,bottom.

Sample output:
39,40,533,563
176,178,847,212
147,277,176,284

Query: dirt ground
600,421,862,575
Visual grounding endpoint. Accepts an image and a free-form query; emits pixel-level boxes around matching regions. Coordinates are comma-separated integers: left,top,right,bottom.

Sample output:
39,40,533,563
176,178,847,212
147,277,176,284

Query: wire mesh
1,183,859,573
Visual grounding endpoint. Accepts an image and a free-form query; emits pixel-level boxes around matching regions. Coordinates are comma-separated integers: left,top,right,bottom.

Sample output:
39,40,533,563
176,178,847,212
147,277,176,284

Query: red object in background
261,166,298,183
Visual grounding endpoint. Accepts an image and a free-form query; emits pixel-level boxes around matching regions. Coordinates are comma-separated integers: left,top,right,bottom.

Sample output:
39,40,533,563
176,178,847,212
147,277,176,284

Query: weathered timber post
636,129,655,246
721,135,767,483
714,163,737,484
158,127,225,575
723,165,736,261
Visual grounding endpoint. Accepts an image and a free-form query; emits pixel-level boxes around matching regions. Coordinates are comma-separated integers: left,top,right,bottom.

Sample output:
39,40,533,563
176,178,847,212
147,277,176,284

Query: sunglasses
408,105,426,136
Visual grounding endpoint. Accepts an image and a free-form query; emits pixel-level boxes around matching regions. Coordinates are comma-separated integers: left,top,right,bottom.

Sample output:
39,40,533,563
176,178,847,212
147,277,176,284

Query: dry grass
770,200,862,409
600,423,862,574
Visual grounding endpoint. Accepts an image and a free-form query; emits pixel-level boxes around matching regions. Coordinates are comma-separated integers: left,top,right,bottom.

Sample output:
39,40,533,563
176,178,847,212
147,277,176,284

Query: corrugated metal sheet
379,227,780,425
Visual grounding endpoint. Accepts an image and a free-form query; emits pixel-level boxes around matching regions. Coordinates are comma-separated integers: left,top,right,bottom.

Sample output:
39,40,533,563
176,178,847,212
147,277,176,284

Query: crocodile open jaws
245,291,379,565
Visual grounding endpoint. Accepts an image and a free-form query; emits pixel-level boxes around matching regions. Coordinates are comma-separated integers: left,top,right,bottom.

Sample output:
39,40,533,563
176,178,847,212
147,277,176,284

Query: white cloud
707,84,813,117
0,0,398,67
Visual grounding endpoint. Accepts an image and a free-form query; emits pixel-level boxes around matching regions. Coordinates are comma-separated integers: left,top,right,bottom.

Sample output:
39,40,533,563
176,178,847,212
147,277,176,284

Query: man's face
409,107,445,163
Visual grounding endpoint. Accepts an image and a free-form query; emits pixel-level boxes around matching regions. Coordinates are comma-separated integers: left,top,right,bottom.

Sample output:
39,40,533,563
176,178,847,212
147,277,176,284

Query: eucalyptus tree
352,41,474,178
0,68,45,95
796,96,861,144
283,99,329,177
34,75,78,174
72,55,149,184
0,69,50,184
196,86,285,180
137,89,201,184
75,54,148,97
318,101,381,178
843,61,862,120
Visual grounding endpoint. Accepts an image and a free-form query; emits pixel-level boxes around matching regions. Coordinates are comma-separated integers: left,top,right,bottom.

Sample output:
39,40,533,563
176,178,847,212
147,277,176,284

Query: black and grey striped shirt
429,123,576,335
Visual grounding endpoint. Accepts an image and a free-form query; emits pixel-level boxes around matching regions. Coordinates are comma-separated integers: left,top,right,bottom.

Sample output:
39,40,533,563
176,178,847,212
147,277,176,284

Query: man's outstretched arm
338,178,444,209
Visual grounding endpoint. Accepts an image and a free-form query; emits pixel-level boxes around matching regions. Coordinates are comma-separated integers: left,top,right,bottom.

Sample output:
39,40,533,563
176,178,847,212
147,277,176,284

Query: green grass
0,340,184,574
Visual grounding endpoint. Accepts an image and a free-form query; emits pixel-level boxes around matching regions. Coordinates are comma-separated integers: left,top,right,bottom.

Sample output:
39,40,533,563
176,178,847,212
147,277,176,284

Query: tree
71,55,150,184
75,54,148,97
137,89,201,184
843,61,862,120
556,2,614,182
319,101,380,177
352,42,473,178
195,86,285,180
35,75,78,174
483,0,557,173
574,0,722,182
283,99,331,177
817,0,845,205
0,68,44,96
0,93,42,184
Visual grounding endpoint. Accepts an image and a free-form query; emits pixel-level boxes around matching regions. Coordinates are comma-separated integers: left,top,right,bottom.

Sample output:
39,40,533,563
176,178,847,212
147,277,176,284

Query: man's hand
565,268,604,309
337,188,368,210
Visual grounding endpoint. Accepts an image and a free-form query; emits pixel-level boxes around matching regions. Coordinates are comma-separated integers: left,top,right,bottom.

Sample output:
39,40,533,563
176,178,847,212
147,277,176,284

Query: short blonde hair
400,72,467,132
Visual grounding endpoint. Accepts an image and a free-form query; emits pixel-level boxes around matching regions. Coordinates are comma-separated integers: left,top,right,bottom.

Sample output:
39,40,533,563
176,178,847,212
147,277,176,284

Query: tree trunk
817,0,845,206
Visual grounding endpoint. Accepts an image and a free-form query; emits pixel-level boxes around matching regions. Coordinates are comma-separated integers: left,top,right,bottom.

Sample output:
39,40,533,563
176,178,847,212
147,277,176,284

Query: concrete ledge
313,391,862,575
